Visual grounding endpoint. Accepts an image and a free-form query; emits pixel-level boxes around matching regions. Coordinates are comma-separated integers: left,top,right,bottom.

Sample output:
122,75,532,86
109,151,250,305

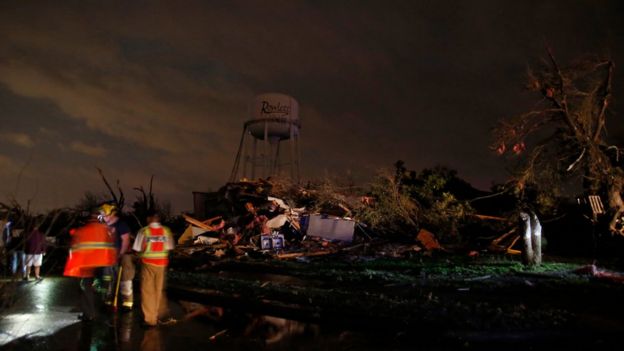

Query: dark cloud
0,0,623,211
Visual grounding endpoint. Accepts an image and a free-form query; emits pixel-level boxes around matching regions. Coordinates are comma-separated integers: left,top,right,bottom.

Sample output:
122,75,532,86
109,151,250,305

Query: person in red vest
64,211,117,321
132,209,175,327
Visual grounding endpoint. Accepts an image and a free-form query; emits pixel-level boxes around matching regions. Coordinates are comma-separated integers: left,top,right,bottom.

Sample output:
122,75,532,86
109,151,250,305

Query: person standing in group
5,222,27,279
100,203,136,310
64,210,117,321
133,210,175,327
24,224,47,280
2,220,11,275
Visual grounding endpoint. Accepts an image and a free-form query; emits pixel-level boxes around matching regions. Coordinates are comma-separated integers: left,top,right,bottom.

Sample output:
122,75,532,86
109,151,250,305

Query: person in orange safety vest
64,211,116,321
132,209,175,327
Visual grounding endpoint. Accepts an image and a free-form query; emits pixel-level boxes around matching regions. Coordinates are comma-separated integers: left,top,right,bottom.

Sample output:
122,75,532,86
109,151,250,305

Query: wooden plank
203,216,222,225
183,214,213,231
589,195,605,215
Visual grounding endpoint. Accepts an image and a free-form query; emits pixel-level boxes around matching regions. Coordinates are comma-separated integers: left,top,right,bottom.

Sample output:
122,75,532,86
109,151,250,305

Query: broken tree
492,50,623,236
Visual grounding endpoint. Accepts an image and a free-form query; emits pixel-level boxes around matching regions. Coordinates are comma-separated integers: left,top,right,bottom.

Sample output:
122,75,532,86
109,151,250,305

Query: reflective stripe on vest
72,241,115,251
64,222,117,278
141,226,169,266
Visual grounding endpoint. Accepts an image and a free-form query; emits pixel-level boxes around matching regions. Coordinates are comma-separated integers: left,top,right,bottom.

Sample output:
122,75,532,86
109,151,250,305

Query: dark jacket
24,229,46,254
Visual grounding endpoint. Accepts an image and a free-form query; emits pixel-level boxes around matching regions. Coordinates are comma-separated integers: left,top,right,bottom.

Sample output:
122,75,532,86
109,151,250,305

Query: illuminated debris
416,229,443,252
306,214,355,242
488,228,521,255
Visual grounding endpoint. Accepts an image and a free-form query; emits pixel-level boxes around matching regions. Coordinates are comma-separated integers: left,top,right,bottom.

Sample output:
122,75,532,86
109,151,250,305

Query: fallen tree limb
473,214,507,221
276,250,335,260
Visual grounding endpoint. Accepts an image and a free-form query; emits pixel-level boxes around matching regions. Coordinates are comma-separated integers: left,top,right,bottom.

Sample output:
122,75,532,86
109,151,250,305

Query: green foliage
305,177,353,216
356,169,420,236
357,164,475,241
404,166,475,241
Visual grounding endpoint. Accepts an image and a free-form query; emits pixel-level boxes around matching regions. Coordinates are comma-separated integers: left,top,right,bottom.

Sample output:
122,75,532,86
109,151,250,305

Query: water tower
230,93,301,182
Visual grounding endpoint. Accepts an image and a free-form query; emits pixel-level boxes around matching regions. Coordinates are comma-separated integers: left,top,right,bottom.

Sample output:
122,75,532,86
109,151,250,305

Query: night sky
1,0,623,212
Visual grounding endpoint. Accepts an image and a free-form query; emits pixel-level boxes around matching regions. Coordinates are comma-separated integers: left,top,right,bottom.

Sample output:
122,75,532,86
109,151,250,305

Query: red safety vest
63,221,117,278
140,226,171,266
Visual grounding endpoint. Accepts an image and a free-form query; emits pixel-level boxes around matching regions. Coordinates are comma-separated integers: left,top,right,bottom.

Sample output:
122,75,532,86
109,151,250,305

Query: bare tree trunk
607,176,624,235
520,211,534,266
530,212,542,265
520,211,542,266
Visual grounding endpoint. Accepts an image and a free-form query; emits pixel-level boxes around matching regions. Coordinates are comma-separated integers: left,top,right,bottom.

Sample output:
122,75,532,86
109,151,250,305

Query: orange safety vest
140,226,171,266
63,221,117,278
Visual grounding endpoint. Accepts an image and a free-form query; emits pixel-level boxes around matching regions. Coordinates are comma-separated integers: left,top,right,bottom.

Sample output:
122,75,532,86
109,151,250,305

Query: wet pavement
0,277,87,345
0,277,242,350
0,277,171,350
5,275,618,350
0,276,399,351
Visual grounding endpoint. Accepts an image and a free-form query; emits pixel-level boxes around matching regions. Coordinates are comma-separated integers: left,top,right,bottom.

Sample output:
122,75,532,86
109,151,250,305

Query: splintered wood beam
202,216,223,225
183,214,213,231
506,235,522,255
491,228,516,246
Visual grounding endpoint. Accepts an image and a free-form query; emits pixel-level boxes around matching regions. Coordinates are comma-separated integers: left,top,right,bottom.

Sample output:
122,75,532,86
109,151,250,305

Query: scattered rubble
174,180,531,263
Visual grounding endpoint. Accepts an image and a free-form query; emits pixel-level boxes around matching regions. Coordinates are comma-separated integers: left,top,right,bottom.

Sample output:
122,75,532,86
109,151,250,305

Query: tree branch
546,46,583,140
116,179,125,210
149,175,155,211
593,61,613,141
97,167,121,208
566,148,586,172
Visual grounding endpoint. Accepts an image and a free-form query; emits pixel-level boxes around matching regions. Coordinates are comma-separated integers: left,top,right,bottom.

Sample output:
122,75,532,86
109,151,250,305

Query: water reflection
30,279,51,312
1,278,370,351
77,318,117,351
179,300,318,346
140,328,163,351
77,322,93,350
244,315,311,344
0,310,79,345
118,311,134,347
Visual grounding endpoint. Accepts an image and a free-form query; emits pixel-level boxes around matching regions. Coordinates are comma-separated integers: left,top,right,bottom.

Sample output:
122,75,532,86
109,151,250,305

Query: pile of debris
174,180,447,263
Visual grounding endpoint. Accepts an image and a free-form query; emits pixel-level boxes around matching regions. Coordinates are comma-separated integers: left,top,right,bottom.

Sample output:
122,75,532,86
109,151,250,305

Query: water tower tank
248,93,299,141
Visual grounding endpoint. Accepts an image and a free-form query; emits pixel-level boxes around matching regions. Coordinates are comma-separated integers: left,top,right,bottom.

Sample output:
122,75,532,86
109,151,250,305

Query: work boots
120,280,133,311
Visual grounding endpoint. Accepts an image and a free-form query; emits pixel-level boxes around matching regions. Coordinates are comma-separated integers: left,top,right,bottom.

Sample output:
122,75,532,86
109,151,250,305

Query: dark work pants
80,277,96,318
